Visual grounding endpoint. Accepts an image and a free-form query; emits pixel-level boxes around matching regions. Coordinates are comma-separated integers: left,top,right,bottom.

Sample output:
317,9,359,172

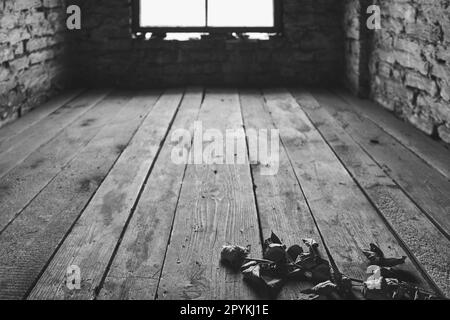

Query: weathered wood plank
98,88,203,300
157,89,262,300
0,89,84,144
292,89,450,297
262,89,433,294
310,89,450,239
0,92,141,232
0,91,160,300
333,90,450,179
240,90,326,300
0,90,110,179
28,89,185,300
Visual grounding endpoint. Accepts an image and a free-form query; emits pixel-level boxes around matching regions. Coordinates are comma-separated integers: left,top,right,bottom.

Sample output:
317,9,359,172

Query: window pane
140,0,206,27
208,0,274,27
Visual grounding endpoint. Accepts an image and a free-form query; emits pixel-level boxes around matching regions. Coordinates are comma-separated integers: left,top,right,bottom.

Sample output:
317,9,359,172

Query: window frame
131,0,283,34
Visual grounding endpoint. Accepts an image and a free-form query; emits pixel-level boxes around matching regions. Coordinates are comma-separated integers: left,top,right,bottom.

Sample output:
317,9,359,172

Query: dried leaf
221,245,250,269
287,245,303,262
242,264,283,298
269,232,283,245
240,260,258,271
263,244,286,264
263,232,285,254
302,280,338,296
310,259,332,283
302,238,320,257
367,265,404,280
362,265,442,300
382,257,407,267
302,238,318,249
296,293,320,300
363,243,406,267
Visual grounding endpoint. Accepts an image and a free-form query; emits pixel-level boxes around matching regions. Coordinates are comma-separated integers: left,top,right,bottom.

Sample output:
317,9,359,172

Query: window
132,0,282,33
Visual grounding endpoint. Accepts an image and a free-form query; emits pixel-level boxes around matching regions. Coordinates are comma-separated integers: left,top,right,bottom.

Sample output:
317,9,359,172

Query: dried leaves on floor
222,232,336,299
362,245,441,300
363,243,407,267
221,237,444,300
220,245,251,270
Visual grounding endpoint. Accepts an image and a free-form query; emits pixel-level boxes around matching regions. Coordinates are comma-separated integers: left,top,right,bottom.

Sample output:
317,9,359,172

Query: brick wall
367,0,450,143
0,0,71,128
68,0,344,87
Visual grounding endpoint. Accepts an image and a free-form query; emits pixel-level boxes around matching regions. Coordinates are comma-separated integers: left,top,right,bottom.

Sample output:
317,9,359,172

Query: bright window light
140,0,206,27
208,0,274,27
139,0,275,28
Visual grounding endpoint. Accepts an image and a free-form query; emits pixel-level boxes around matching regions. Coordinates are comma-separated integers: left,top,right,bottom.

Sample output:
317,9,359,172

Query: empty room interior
0,0,450,301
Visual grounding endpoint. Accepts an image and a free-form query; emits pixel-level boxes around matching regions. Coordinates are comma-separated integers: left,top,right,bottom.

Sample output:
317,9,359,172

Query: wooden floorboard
98,88,203,300
333,89,450,179
0,92,139,232
0,89,84,144
156,89,262,300
292,89,450,297
240,90,326,299
310,89,450,240
27,90,183,300
0,87,447,300
0,90,110,179
262,89,433,294
0,91,159,300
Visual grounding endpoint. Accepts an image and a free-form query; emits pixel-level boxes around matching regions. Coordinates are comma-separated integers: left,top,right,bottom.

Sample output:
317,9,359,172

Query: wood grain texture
98,88,203,300
28,90,185,300
293,89,450,297
0,90,84,144
263,89,433,293
310,89,450,239
0,92,159,300
0,90,110,179
240,90,326,299
333,90,450,179
0,92,140,232
157,89,262,300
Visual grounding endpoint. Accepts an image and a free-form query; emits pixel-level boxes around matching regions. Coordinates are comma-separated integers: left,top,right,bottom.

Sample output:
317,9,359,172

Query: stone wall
368,0,450,143
68,0,344,87
0,0,71,128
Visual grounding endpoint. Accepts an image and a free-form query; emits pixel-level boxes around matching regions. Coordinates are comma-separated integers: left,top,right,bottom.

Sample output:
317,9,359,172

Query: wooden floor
0,88,449,300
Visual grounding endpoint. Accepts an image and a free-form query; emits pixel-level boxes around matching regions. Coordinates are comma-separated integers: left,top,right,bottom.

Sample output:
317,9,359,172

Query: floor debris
221,234,445,300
